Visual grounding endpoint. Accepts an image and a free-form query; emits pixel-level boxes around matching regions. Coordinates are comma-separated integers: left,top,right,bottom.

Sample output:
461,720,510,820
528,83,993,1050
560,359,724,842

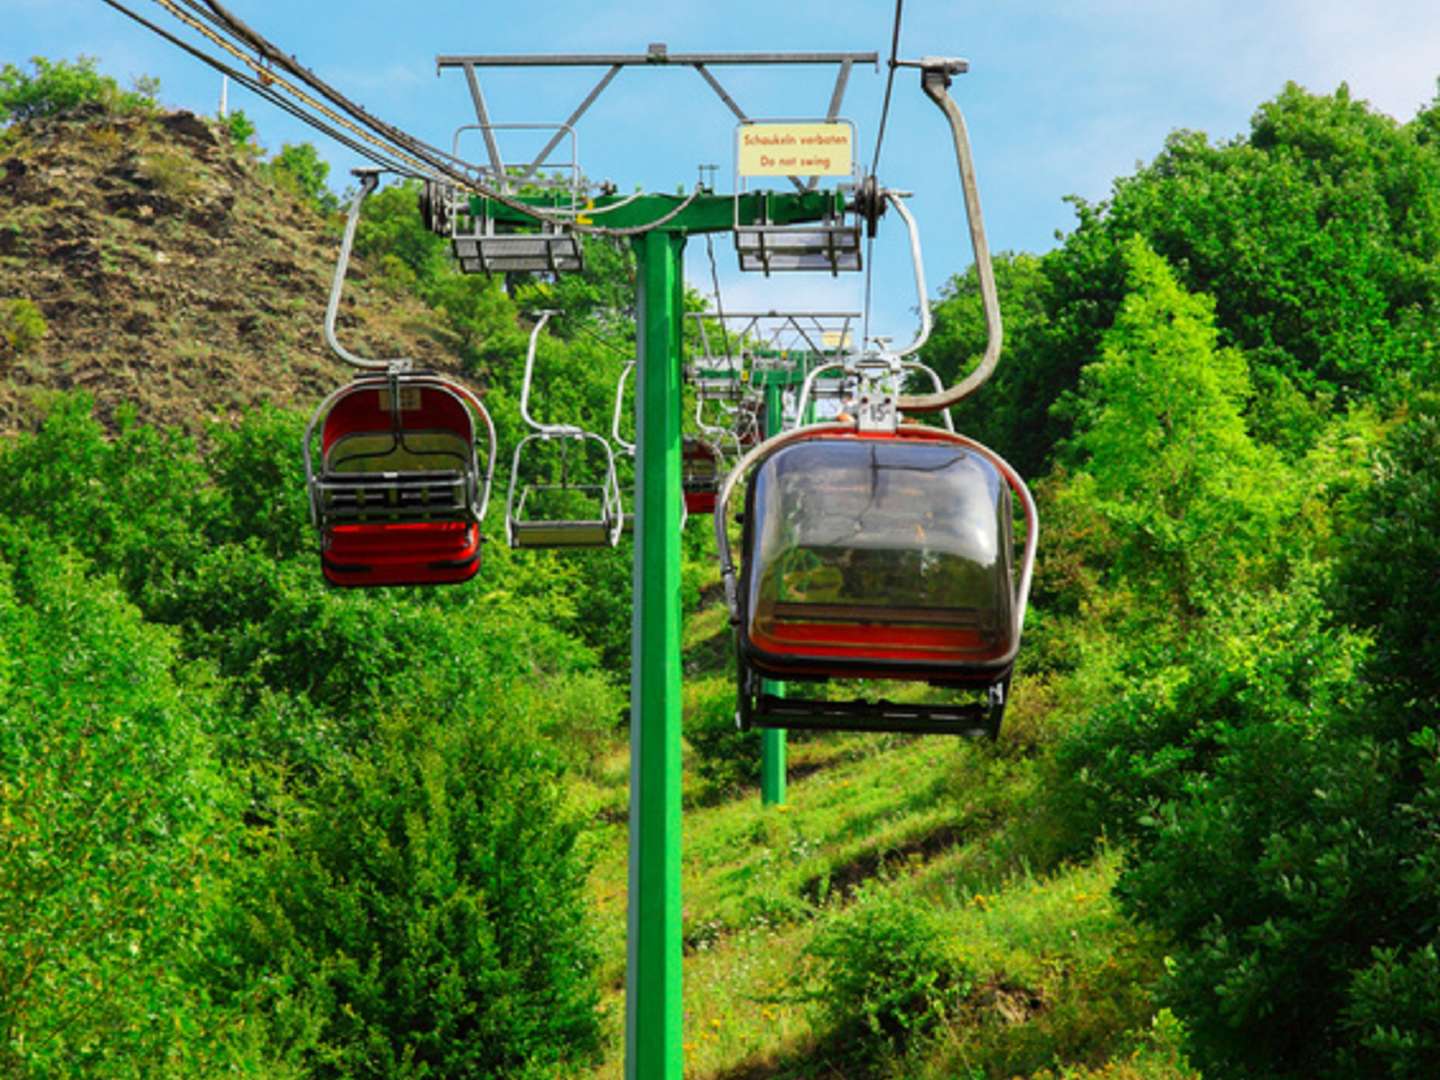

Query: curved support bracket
518,310,583,436
894,61,1002,413
612,360,636,454
325,169,413,372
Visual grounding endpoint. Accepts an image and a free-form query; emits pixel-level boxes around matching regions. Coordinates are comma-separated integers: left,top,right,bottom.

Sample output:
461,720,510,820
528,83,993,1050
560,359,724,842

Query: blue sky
8,1,1440,347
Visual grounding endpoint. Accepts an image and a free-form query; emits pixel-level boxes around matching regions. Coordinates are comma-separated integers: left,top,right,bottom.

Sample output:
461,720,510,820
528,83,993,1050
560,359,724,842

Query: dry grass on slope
0,104,455,436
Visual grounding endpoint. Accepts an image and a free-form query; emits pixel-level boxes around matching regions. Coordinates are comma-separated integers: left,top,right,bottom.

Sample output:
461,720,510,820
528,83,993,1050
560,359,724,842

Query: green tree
270,142,339,214
354,177,453,292
1059,235,1285,624
0,56,156,123
0,395,216,604
920,251,1049,462
206,707,601,1078
222,107,256,150
0,537,250,1076
1056,401,1440,1078
962,82,1440,474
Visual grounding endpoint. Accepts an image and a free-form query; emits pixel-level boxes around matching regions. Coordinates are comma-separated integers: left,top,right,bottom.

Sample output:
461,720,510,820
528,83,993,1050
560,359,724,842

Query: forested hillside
3,56,1440,1078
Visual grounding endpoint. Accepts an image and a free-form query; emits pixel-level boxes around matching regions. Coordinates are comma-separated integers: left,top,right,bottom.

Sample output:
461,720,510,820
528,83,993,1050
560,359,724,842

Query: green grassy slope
572,571,1196,1080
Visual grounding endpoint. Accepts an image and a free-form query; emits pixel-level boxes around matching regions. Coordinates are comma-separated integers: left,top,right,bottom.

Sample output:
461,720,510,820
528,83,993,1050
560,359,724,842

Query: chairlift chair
688,315,750,403
305,374,496,586
306,170,497,587
732,119,864,276
682,436,723,516
431,123,585,275
723,421,1034,736
715,64,1037,736
734,193,862,276
506,311,624,548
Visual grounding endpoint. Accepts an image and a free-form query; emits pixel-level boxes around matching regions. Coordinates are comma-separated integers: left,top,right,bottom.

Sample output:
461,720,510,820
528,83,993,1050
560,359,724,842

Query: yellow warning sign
737,122,854,177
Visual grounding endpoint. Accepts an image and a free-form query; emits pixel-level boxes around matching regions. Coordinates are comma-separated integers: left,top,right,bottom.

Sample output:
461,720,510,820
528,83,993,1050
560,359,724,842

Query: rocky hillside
0,103,455,434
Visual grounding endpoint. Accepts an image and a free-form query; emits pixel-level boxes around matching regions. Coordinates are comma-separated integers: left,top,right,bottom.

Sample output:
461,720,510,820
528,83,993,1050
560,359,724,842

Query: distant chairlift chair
732,119,863,276
422,122,585,276
506,310,623,548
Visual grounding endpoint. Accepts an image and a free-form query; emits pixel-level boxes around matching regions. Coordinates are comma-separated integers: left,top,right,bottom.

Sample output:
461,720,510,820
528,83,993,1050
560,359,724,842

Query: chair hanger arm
896,62,1002,413
325,169,412,372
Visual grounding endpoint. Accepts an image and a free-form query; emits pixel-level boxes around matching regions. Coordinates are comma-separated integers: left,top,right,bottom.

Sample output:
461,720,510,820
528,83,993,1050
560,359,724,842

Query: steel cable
862,0,905,349
111,0,709,236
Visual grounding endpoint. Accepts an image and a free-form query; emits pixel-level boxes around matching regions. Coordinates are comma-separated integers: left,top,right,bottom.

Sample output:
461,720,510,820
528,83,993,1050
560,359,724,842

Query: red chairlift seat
682,436,722,515
305,373,493,587
725,423,1036,737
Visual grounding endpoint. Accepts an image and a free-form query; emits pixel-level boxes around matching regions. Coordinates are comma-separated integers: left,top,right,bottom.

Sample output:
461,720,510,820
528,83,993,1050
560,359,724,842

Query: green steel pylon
481,189,842,1080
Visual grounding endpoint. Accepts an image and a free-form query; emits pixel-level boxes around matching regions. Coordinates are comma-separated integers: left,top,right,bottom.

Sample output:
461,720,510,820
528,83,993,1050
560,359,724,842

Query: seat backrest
325,430,470,474
321,382,474,470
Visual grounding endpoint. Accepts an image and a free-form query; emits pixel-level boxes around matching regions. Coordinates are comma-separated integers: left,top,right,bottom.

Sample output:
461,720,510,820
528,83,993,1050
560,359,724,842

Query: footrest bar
745,693,1000,738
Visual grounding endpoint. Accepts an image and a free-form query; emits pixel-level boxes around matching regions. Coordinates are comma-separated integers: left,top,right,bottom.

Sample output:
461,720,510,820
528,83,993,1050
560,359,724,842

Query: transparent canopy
744,436,1015,669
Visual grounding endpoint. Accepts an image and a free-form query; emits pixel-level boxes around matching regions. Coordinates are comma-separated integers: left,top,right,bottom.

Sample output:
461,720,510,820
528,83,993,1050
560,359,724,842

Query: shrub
223,107,256,149
0,56,156,123
0,298,46,355
0,394,217,603
204,707,601,1077
799,889,973,1061
1343,939,1440,1076
0,537,247,1075
269,141,338,214
684,677,760,796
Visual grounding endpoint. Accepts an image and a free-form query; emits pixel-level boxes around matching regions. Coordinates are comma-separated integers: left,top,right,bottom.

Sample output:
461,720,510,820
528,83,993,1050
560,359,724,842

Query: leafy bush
1344,939,1440,1076
0,298,46,355
354,177,452,292
0,394,216,602
0,537,250,1076
205,404,311,558
1051,399,1440,1078
799,889,973,1061
205,707,601,1078
684,676,760,796
269,141,339,214
222,107,256,149
0,56,156,123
